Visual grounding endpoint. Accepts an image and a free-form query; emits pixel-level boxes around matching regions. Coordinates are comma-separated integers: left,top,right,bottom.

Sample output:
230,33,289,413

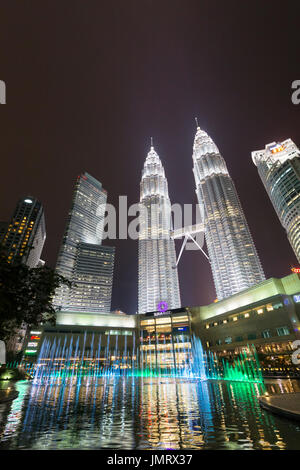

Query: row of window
43,329,133,336
210,326,291,346
205,302,283,329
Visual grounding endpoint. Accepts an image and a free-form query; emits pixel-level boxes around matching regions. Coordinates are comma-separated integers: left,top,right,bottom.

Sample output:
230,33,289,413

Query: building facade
252,139,300,263
69,243,115,313
1,197,46,268
139,308,191,372
54,172,114,313
190,272,300,376
192,126,265,300
138,143,181,313
24,273,300,377
0,197,46,353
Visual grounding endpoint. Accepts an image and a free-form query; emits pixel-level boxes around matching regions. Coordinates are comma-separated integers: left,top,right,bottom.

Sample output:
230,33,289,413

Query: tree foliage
0,252,71,343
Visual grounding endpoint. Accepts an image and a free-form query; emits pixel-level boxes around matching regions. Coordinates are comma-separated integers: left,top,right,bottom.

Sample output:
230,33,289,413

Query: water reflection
0,378,300,449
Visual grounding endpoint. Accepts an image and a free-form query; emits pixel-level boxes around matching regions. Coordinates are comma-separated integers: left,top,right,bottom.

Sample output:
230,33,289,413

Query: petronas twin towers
138,125,265,313
193,126,265,300
138,144,181,313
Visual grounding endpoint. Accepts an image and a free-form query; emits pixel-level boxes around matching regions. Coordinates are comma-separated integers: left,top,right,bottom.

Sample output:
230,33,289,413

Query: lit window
140,319,155,326
262,330,271,339
172,316,188,323
276,326,290,336
156,317,171,325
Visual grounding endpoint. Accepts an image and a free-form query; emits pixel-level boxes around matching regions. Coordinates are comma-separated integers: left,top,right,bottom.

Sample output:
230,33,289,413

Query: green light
25,350,37,355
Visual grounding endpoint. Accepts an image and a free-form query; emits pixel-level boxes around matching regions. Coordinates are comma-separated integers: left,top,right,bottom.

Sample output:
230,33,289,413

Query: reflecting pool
0,378,300,449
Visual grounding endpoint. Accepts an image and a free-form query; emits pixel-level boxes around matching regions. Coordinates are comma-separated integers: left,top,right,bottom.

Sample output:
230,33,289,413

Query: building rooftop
189,273,300,321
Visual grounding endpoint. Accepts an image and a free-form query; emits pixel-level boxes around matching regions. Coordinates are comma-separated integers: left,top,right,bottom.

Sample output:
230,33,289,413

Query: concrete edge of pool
259,392,300,421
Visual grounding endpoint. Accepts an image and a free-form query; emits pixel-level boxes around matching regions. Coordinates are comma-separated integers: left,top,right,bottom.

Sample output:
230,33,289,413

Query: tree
0,251,72,344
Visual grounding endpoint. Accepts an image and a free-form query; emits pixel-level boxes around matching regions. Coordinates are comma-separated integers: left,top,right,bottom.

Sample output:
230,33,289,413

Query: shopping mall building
23,273,300,376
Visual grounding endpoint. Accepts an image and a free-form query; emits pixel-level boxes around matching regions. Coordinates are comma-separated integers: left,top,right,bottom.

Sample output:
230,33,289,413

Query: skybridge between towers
170,223,210,268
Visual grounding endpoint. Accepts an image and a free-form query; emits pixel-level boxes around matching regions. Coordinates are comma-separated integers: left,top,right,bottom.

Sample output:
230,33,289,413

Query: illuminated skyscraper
192,126,265,300
1,197,46,353
252,139,300,262
70,243,115,313
1,197,46,268
54,172,114,313
138,143,181,313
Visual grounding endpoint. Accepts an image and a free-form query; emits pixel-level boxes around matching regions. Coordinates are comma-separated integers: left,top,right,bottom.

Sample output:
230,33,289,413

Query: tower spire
150,136,154,149
195,117,200,130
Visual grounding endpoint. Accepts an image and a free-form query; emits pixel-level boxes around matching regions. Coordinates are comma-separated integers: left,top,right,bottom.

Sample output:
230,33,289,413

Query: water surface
0,377,300,450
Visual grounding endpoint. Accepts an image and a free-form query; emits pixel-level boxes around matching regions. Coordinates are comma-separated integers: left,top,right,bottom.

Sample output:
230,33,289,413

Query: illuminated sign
291,268,300,273
28,342,38,347
157,301,168,313
154,310,171,317
30,331,42,335
293,294,300,303
30,335,40,340
25,350,37,355
270,143,285,154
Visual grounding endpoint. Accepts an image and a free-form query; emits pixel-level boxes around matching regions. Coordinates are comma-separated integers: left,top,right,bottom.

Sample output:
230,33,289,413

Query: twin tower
138,126,265,313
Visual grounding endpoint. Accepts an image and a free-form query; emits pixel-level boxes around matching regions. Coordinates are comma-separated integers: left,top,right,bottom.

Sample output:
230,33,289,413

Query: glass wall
139,313,191,372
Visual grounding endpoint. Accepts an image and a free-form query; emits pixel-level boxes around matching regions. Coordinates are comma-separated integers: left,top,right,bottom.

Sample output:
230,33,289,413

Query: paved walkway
0,389,19,404
259,392,300,421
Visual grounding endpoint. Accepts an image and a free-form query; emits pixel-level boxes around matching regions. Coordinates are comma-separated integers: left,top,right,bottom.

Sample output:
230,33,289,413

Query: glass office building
69,243,115,313
252,139,300,263
192,126,265,300
138,143,181,313
54,172,114,313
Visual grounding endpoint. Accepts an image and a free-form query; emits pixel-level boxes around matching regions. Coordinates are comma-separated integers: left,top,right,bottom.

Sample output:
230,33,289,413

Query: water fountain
10,332,263,385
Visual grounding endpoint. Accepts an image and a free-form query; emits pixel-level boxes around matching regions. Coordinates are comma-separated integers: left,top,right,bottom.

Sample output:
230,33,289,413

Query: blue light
293,294,300,303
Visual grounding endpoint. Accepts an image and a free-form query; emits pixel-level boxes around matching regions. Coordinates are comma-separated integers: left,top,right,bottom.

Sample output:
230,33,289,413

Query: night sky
0,0,299,314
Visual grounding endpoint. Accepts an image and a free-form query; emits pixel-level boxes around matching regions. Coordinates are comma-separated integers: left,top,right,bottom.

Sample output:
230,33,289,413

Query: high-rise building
252,139,300,263
192,126,265,300
54,172,114,313
68,243,115,313
0,197,46,353
1,197,46,268
138,143,181,313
